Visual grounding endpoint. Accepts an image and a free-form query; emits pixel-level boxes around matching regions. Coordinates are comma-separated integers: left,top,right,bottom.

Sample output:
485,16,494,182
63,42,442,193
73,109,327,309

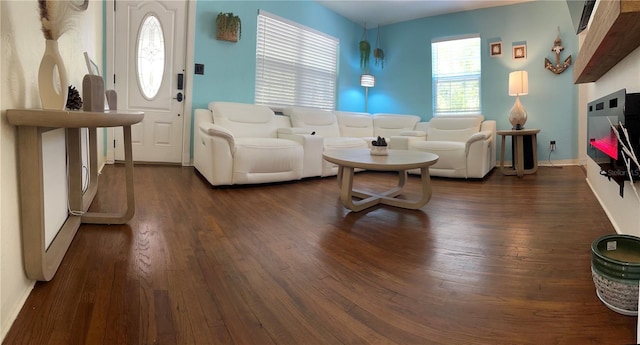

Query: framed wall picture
513,44,527,60
490,42,502,57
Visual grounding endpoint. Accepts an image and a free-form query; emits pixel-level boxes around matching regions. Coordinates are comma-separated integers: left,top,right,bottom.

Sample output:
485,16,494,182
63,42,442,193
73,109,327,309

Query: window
255,10,339,110
136,14,165,100
432,35,481,116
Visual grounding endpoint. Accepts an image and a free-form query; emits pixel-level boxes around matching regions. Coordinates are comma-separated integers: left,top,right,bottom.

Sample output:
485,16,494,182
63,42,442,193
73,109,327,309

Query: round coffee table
322,148,439,212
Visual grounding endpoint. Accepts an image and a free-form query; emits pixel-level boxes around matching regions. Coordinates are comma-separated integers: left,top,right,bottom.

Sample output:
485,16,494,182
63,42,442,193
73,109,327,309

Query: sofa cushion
323,137,368,149
210,102,280,138
427,116,483,142
282,107,341,137
373,114,421,138
335,111,374,138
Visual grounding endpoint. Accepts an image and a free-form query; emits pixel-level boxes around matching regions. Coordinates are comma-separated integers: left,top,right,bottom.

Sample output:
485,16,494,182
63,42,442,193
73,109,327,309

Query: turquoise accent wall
191,1,578,161
192,1,363,111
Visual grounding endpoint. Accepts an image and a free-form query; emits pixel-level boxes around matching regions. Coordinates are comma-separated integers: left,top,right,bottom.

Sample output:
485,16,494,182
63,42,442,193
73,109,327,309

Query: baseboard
1,281,35,341
586,178,622,235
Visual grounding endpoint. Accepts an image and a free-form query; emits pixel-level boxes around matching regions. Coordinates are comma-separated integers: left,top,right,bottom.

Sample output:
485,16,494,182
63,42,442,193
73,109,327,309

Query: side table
497,128,540,177
7,109,144,281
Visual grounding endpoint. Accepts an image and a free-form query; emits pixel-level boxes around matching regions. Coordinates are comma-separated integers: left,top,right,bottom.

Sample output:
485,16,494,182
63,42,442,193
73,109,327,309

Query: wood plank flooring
3,164,637,344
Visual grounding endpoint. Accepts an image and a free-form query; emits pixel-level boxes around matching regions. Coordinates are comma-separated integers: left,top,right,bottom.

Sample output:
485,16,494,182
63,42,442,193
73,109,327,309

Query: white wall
0,1,103,339
582,44,640,236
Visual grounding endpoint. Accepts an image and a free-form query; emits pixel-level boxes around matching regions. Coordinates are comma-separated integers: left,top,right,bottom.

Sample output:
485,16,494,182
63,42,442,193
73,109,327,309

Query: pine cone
66,85,83,110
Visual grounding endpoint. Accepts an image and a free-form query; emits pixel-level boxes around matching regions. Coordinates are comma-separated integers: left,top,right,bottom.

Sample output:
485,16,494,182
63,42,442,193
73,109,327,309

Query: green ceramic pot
591,234,640,315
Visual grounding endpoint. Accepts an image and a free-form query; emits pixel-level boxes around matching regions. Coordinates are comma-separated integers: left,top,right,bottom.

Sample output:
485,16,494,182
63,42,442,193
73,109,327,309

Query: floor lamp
360,74,375,113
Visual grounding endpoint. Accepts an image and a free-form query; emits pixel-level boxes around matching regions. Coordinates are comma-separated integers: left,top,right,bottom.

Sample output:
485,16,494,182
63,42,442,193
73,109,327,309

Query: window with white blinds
432,35,481,116
255,11,339,110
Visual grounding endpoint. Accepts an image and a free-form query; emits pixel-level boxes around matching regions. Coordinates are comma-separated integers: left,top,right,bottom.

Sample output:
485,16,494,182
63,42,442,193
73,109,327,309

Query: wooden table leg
515,135,525,177
82,125,136,224
338,167,432,212
500,134,507,175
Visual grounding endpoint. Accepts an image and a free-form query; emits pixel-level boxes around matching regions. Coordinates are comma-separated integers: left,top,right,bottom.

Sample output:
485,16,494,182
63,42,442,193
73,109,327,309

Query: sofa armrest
200,123,235,152
389,130,427,150
465,130,491,154
278,133,324,177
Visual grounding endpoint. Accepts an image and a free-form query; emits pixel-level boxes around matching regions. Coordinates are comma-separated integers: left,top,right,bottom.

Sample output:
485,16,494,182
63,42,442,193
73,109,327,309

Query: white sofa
281,106,422,176
193,102,496,186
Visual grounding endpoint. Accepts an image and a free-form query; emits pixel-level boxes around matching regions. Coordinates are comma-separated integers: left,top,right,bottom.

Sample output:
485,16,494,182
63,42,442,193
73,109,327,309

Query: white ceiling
316,0,535,28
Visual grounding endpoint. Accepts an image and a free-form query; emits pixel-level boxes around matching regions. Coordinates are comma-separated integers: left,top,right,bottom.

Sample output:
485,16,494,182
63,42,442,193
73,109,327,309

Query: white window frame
255,10,339,110
432,35,481,116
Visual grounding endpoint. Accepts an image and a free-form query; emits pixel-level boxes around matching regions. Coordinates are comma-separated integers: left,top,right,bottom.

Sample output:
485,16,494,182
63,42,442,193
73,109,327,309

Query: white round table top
323,148,439,171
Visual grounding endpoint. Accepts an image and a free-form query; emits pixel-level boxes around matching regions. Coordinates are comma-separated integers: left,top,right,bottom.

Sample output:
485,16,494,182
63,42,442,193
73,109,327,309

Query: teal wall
192,1,363,111
192,0,578,161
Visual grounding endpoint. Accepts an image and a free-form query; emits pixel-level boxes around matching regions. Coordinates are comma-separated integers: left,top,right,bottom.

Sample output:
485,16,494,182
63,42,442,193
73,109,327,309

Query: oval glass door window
137,15,165,99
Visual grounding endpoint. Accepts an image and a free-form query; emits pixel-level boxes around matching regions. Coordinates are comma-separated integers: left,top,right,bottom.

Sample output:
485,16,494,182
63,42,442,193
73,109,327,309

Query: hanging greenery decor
216,12,241,42
359,24,370,70
374,25,384,68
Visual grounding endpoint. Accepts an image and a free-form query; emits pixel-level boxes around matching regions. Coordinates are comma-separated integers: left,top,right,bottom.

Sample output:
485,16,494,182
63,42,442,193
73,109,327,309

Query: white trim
182,0,196,166
431,33,480,44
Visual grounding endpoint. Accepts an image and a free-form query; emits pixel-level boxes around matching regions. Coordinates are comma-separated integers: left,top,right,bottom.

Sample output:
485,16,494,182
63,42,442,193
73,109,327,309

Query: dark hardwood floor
3,164,636,344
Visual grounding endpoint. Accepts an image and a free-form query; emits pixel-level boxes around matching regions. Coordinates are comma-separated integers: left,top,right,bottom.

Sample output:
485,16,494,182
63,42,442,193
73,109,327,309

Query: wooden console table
497,128,540,177
7,109,143,281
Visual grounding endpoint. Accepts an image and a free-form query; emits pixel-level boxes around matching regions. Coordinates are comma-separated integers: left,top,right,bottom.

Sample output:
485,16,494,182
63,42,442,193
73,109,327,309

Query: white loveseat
395,115,496,178
193,102,496,186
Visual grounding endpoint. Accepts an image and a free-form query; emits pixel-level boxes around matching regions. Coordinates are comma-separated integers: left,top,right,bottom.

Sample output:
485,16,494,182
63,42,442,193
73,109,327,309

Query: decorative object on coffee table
591,234,640,315
370,136,388,155
216,12,241,42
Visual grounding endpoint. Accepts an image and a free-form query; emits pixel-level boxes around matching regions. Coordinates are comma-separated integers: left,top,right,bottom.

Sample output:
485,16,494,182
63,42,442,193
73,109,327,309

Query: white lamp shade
360,74,375,88
508,70,528,96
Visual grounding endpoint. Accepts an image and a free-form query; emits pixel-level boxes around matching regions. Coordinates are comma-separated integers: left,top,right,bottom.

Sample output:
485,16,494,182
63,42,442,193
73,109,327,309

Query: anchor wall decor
544,28,571,74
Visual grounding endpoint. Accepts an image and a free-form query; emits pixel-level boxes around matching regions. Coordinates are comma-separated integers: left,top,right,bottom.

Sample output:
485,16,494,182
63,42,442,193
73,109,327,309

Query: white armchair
194,102,305,185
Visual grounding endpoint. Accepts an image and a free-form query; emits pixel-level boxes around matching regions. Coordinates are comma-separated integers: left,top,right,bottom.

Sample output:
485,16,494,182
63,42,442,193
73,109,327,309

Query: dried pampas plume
38,0,74,40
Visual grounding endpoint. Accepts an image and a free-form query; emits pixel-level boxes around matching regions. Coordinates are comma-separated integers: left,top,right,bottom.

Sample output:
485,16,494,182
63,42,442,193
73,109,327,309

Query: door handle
173,92,183,102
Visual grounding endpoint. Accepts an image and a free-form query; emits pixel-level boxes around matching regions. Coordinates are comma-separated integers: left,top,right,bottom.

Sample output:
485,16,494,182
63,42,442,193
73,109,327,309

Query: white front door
113,0,187,163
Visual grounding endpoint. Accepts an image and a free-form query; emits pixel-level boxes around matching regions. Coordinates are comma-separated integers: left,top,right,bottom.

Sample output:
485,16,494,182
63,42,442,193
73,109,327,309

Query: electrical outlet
550,140,556,151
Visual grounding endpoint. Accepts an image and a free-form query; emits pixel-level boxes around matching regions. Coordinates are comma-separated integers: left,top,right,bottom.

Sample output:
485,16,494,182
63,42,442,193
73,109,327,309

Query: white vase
38,40,68,110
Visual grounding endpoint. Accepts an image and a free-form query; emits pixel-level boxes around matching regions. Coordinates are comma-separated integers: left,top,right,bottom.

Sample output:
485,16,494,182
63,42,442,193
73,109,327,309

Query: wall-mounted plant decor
374,25,384,68
216,12,241,42
359,24,370,70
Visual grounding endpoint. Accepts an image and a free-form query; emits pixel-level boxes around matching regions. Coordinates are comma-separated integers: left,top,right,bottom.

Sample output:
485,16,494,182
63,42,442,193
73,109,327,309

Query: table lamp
508,70,528,130
360,74,375,112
